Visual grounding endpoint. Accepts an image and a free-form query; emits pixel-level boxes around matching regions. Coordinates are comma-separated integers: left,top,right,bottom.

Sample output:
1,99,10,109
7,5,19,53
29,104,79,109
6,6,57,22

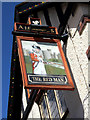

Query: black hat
32,44,41,50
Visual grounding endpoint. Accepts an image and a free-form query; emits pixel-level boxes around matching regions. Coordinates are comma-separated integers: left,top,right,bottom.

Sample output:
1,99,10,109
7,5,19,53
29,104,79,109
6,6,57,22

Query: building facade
7,2,90,120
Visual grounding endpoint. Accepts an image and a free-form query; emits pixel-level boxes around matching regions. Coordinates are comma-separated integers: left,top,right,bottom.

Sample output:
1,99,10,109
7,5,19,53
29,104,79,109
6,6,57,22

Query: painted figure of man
30,44,46,74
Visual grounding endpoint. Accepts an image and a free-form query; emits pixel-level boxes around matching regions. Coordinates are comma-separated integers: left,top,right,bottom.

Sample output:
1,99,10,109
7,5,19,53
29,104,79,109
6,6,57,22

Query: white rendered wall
63,4,89,119
88,23,90,119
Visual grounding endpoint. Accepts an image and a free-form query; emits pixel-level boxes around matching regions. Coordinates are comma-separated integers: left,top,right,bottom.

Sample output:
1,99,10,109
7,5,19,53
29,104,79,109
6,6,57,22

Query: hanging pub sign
16,36,74,90
14,17,74,90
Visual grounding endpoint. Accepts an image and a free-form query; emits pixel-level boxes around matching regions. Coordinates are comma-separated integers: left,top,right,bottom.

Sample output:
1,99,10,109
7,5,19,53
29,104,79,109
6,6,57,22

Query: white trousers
34,62,46,75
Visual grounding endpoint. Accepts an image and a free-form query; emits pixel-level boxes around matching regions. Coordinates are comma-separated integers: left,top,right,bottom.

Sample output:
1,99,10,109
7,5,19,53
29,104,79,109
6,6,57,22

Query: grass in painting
47,58,62,63
24,56,32,73
45,65,66,75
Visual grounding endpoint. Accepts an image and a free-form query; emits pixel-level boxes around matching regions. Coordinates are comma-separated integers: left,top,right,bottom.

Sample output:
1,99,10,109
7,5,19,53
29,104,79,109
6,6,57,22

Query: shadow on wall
60,3,90,118
62,55,84,118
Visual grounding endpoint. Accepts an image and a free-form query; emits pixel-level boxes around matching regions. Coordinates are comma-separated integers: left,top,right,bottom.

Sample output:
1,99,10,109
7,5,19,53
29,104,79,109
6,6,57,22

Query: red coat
30,53,39,62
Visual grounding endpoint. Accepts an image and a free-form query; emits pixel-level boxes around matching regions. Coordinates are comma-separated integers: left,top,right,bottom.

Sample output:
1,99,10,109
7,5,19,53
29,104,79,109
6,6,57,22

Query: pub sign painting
17,36,74,90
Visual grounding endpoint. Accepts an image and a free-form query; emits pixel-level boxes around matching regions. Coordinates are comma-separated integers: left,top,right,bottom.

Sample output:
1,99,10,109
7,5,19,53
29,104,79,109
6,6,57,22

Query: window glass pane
47,90,60,118
40,95,49,118
55,90,67,118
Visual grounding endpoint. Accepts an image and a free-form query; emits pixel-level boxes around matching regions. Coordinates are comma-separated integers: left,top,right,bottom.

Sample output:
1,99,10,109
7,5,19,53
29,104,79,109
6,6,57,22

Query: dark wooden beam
43,9,52,26
7,37,23,120
58,3,73,35
14,8,20,22
86,45,90,60
33,12,38,18
55,3,64,25
12,31,68,40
